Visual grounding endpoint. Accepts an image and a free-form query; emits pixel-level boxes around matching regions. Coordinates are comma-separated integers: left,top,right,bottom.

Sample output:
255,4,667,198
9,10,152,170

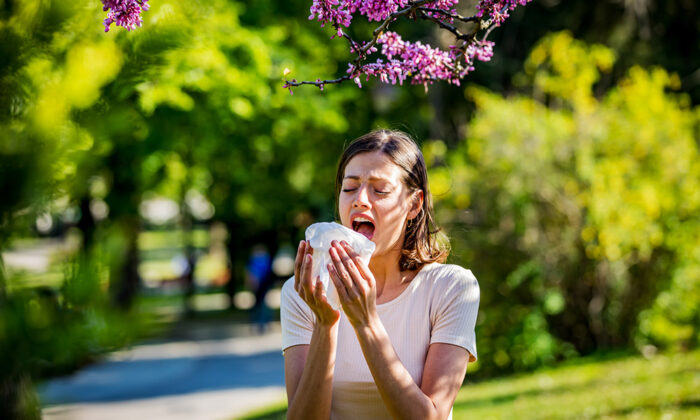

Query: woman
281,130,479,420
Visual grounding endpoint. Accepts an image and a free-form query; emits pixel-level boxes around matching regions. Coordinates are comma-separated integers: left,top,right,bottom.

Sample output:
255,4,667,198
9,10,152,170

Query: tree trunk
77,196,97,253
104,141,142,310
111,217,140,309
181,202,196,315
225,220,244,309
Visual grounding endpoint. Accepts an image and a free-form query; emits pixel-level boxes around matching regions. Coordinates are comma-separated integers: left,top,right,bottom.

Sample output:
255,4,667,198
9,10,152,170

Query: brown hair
335,129,449,271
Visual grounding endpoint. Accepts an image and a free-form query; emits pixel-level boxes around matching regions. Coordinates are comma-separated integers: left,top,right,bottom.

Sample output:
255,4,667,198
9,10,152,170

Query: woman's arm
355,321,469,420
356,323,469,419
329,240,469,420
285,241,340,420
285,323,338,420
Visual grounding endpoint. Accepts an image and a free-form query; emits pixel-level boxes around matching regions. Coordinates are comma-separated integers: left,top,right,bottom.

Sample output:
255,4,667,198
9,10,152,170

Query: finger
300,243,315,297
301,253,315,299
339,240,358,257
328,263,350,302
294,240,305,293
298,251,310,300
341,241,374,289
330,245,356,298
313,277,325,302
334,242,366,294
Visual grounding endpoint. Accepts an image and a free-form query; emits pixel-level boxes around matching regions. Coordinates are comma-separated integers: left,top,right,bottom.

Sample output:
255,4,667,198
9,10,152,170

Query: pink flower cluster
292,0,532,91
309,0,460,35
476,0,530,26
102,0,150,32
350,31,494,88
355,0,410,22
466,39,494,62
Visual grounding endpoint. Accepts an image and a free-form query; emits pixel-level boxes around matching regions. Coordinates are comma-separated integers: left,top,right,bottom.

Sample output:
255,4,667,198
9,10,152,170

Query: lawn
235,349,700,419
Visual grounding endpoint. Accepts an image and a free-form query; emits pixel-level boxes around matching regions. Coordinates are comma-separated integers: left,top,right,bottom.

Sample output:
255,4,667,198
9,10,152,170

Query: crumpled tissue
304,222,376,309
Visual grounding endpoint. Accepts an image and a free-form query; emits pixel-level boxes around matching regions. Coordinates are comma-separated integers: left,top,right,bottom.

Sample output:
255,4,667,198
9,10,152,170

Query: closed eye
342,188,357,192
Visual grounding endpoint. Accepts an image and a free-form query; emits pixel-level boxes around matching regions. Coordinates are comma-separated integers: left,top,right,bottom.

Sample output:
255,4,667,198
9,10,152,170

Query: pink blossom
102,0,149,32
294,0,532,91
476,0,530,26
348,31,495,88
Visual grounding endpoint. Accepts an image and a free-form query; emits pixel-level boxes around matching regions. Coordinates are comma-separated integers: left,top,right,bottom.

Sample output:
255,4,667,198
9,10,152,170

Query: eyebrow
343,175,390,182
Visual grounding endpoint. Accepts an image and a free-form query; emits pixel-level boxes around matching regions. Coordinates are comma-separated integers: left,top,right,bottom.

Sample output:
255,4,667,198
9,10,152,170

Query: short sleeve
429,266,480,361
280,277,315,352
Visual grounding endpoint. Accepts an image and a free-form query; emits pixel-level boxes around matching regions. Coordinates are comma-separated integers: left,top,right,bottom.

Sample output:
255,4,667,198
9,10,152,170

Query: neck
368,248,404,295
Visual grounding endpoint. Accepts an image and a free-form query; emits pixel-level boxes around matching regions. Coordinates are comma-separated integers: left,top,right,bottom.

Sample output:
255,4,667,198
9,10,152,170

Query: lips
351,214,375,240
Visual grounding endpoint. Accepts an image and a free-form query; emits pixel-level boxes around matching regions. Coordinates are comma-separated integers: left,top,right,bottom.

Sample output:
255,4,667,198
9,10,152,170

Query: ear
407,190,424,221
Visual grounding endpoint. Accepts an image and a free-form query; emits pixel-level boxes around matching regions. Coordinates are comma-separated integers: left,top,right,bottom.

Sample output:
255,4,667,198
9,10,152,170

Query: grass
453,349,700,419
234,349,700,419
235,401,287,420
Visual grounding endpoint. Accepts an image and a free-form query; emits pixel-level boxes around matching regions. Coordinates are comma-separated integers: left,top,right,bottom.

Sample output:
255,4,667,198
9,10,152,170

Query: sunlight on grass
453,350,700,419
234,400,287,420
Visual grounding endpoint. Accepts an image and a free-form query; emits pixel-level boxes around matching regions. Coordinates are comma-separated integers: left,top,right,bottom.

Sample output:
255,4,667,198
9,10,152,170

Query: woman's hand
294,240,340,326
327,240,378,328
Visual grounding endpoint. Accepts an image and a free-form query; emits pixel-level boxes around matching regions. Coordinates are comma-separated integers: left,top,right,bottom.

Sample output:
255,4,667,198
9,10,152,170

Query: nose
353,184,371,209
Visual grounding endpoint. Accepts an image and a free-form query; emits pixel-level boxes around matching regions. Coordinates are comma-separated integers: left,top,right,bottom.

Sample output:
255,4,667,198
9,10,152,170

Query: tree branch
417,9,469,41
417,7,479,24
284,1,531,90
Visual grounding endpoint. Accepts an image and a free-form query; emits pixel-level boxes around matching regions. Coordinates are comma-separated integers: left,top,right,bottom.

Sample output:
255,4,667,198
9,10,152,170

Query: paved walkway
39,322,286,420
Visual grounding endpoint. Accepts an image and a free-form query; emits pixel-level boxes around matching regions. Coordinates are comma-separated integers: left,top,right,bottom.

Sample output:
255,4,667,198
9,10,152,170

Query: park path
39,322,286,420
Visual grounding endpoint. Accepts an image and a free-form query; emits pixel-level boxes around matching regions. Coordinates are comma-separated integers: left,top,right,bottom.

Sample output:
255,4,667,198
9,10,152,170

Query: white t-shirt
281,262,480,420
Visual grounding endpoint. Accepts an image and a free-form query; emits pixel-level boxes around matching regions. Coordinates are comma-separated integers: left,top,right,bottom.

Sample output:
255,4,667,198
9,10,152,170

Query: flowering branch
283,0,531,92
102,0,150,32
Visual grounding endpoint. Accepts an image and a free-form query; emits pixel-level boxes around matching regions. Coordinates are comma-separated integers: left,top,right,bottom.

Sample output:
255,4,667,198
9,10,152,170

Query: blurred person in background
281,130,480,419
246,244,274,333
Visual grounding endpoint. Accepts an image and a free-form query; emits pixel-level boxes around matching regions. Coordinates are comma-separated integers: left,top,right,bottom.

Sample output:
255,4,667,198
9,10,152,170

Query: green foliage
0,0,371,411
3,254,145,367
0,0,370,289
1,0,367,240
433,32,699,375
0,255,146,418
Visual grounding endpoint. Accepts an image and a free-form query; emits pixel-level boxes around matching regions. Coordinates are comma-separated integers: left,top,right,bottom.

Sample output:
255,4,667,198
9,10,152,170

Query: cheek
377,200,406,228
338,196,352,223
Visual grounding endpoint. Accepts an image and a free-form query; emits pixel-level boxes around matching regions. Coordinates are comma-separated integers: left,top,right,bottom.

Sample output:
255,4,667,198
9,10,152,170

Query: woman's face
339,151,419,257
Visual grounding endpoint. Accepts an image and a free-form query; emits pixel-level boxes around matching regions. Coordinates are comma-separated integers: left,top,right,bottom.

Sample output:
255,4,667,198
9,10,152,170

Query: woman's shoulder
280,276,316,319
420,262,479,292
281,276,302,305
282,276,296,292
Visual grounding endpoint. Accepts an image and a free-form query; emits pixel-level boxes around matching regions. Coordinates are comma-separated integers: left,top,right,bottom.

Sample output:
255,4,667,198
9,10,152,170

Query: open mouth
352,216,375,240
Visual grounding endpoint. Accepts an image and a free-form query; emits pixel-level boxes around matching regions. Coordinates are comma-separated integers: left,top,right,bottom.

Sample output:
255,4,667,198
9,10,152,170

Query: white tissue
304,222,376,309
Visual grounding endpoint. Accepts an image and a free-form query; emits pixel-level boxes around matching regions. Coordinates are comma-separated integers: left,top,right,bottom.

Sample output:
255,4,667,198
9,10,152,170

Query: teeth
354,217,372,223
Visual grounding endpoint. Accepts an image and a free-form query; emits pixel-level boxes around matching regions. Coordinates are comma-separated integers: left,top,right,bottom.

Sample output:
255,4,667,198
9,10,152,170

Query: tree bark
110,216,140,310
77,196,97,253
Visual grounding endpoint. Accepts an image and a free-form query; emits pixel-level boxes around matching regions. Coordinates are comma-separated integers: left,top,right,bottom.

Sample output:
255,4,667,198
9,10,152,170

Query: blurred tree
0,1,123,290
0,0,371,306
400,0,700,144
114,0,368,306
428,31,699,375
0,0,372,413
